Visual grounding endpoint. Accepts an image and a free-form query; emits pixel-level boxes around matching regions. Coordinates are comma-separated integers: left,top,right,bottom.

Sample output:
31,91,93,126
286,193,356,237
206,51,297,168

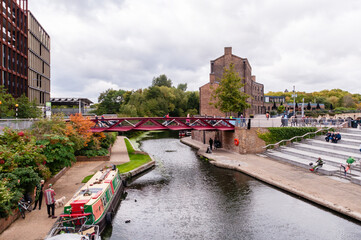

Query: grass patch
82,174,94,183
117,138,152,173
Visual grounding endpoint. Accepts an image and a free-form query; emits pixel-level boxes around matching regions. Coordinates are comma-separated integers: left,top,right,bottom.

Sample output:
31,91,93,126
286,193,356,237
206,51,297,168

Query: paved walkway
0,136,129,240
181,137,361,222
109,136,130,165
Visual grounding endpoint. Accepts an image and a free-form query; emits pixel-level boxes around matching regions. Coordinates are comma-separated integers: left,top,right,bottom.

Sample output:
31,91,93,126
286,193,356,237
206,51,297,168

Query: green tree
186,92,199,113
16,94,42,118
177,83,187,92
96,89,125,114
211,63,250,115
277,105,285,114
0,87,41,118
152,74,172,87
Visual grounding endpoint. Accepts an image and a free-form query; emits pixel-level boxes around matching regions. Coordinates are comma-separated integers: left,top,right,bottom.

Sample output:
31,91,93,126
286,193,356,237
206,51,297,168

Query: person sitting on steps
325,131,332,142
332,132,341,143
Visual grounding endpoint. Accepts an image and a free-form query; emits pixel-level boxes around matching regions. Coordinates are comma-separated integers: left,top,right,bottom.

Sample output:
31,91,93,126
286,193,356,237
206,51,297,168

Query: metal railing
263,127,333,150
0,119,37,133
232,118,350,128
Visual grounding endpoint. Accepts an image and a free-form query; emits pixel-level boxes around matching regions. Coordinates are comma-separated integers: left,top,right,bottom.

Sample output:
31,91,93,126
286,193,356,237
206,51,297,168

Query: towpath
0,136,129,240
181,137,361,222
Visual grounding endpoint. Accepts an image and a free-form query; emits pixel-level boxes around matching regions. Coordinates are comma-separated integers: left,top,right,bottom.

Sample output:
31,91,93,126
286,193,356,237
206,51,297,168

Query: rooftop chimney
224,47,232,55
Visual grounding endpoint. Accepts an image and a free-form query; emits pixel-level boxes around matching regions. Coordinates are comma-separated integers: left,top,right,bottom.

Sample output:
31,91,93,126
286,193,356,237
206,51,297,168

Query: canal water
104,133,361,240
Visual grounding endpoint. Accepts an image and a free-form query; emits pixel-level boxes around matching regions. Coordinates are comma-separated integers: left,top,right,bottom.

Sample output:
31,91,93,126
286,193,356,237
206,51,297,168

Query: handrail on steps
263,126,334,150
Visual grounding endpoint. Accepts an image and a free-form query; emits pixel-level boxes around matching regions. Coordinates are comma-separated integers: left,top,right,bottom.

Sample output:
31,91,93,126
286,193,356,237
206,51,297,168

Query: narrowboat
46,166,125,240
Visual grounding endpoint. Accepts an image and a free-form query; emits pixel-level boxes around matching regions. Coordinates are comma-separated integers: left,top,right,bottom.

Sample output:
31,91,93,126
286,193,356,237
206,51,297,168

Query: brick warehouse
199,47,265,117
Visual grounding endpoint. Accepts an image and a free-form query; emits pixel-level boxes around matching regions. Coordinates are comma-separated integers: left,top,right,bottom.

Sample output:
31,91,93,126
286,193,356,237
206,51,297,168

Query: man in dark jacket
209,138,214,150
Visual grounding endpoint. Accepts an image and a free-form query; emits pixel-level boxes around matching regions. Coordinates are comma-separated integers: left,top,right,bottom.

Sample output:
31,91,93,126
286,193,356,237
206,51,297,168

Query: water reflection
103,133,361,240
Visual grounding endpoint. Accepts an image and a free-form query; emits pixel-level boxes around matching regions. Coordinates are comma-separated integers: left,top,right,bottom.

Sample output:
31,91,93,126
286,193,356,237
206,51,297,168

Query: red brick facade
200,47,265,117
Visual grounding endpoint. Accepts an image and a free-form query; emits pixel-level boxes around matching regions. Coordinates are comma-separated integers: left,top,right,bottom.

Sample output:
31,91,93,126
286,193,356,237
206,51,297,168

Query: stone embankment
181,137,361,222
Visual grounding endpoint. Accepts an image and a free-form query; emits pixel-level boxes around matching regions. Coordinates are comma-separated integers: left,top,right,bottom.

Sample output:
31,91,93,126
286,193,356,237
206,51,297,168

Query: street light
15,103,18,119
292,86,297,116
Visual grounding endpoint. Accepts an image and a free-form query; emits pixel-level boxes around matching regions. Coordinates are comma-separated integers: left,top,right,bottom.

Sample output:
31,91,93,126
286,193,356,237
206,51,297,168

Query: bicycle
18,197,32,219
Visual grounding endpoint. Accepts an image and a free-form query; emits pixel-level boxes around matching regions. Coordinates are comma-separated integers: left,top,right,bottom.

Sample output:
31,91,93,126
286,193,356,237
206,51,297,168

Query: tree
307,102,311,110
152,74,172,87
97,89,125,114
342,94,356,108
0,87,41,118
316,103,320,109
211,63,250,115
17,94,42,118
186,92,199,113
327,96,339,108
277,105,285,114
177,83,187,92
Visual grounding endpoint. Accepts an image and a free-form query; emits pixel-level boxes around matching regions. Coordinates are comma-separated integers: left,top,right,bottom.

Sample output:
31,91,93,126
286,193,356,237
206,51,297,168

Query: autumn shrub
65,114,95,151
76,132,117,157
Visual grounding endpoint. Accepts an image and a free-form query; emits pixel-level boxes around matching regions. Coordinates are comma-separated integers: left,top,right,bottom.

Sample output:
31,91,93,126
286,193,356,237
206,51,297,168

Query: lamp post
15,103,18,119
292,86,297,116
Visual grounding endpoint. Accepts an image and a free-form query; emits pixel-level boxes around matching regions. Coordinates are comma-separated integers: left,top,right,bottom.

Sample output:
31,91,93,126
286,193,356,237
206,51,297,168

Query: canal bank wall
181,137,361,222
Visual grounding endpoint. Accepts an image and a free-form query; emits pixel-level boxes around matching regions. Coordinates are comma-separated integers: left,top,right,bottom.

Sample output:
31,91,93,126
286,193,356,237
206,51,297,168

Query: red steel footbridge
90,117,235,132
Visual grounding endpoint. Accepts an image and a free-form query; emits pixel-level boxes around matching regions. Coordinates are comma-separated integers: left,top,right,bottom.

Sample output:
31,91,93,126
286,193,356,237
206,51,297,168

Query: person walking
44,184,57,219
33,179,45,210
209,138,214,150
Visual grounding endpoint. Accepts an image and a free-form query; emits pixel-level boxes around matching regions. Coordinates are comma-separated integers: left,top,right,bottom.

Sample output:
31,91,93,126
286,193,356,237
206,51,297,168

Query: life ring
234,138,239,146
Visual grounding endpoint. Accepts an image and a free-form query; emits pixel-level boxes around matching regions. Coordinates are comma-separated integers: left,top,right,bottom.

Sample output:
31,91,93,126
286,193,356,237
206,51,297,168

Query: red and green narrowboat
47,166,125,239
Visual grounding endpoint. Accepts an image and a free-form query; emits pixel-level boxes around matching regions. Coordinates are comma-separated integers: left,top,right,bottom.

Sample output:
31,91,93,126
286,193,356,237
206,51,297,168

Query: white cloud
28,0,361,102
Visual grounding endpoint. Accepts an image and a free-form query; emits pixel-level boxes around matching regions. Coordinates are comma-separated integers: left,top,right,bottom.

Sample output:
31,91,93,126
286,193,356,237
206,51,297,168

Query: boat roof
46,233,90,240
65,168,119,207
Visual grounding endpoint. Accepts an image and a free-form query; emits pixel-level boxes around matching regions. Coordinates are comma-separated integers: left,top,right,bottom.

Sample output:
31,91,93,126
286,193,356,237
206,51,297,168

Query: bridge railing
232,118,350,128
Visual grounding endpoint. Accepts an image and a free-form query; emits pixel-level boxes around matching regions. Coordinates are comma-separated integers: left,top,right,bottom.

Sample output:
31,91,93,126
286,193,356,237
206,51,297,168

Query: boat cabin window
102,195,108,207
80,188,102,195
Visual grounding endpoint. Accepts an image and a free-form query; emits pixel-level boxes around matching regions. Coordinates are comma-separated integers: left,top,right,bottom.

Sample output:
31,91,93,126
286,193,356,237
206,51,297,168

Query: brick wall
192,128,268,154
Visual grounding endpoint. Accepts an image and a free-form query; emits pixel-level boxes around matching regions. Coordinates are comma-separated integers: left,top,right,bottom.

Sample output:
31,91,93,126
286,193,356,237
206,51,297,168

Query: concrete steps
306,139,361,154
265,128,361,185
266,150,339,175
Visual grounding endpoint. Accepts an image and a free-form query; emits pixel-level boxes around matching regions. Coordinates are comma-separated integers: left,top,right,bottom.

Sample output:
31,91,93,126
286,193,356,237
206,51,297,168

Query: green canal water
103,132,361,240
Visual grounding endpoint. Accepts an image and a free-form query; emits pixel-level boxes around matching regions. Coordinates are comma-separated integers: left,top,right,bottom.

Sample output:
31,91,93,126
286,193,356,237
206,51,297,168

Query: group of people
325,131,341,143
206,137,221,153
309,156,357,177
32,180,57,219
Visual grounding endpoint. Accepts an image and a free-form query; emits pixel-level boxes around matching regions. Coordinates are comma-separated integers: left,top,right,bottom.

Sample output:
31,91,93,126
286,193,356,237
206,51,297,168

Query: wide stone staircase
265,128,361,185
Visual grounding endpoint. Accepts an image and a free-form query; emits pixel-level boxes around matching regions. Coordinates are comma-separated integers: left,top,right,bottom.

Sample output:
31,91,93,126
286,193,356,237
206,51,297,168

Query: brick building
199,47,264,117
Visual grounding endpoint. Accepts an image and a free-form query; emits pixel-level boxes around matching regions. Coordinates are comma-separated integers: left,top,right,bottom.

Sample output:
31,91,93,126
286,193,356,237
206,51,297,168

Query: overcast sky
28,0,361,102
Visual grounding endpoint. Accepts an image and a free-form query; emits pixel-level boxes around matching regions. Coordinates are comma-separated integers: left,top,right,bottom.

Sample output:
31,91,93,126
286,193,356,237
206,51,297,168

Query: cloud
28,0,361,102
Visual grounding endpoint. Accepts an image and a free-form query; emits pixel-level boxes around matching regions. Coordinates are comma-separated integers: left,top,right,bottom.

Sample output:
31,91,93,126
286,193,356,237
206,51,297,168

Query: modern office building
199,47,265,117
27,10,50,105
0,0,28,97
